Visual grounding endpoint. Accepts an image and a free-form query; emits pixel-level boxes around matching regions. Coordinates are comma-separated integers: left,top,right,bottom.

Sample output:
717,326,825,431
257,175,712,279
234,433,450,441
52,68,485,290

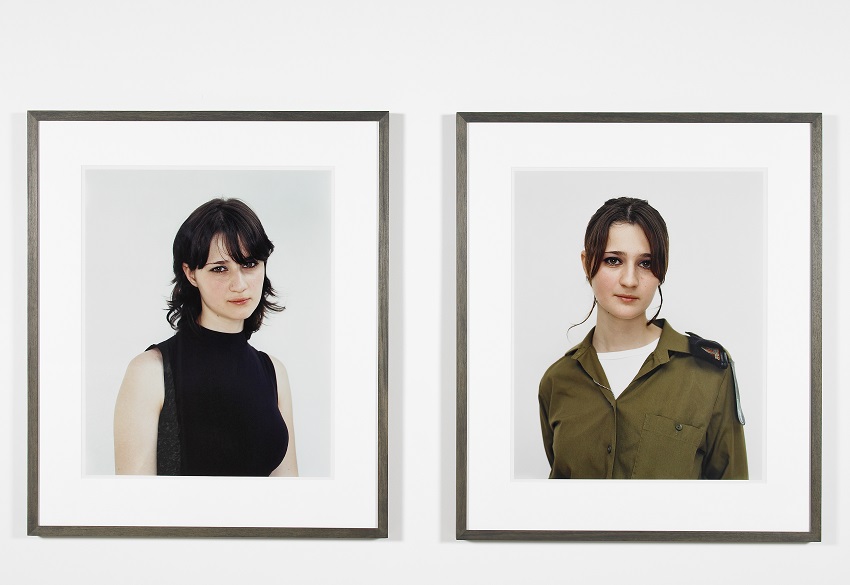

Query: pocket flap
642,414,702,446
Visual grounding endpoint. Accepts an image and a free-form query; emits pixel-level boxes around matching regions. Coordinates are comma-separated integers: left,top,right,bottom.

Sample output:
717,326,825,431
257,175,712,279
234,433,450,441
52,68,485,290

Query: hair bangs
187,206,274,269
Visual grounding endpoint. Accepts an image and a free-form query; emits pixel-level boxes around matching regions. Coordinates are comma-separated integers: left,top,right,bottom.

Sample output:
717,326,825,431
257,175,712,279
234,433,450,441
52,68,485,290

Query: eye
603,257,621,266
209,265,227,273
242,260,259,269
639,259,652,269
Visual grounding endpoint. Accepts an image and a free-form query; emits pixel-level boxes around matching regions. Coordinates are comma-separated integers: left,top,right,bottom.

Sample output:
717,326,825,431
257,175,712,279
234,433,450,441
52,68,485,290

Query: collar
567,320,692,387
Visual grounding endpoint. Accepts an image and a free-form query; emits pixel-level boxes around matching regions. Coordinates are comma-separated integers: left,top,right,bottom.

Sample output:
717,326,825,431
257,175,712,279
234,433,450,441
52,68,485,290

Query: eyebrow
605,250,652,258
202,256,259,268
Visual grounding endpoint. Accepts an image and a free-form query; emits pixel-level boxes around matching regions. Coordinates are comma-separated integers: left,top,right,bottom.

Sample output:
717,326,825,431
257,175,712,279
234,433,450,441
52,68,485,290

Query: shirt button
607,445,612,454
675,423,683,431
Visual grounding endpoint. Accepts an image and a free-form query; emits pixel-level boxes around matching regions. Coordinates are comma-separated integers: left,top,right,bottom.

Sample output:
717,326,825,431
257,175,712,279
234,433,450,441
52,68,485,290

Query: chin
238,308,260,321
602,307,650,323
614,314,645,323
223,307,257,322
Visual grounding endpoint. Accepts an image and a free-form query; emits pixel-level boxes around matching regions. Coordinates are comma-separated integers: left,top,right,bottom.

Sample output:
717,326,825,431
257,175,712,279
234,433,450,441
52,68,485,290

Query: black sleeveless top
150,326,289,476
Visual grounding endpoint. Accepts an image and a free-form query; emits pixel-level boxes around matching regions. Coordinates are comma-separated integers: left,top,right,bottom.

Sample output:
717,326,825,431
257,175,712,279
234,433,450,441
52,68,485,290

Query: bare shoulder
114,349,164,475
118,349,165,407
267,354,289,377
128,347,163,371
127,348,162,377
266,354,292,398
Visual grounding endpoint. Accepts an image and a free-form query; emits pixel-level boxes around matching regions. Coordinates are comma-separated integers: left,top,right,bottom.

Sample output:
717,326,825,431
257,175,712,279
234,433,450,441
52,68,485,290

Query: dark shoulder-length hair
166,198,283,336
578,197,670,326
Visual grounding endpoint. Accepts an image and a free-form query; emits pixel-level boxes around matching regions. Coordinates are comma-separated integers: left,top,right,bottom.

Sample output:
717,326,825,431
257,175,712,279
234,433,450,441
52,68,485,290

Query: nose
230,268,248,292
620,264,638,288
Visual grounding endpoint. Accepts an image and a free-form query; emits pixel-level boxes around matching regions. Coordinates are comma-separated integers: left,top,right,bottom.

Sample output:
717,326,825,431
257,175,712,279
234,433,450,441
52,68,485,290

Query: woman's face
183,236,265,333
584,222,660,325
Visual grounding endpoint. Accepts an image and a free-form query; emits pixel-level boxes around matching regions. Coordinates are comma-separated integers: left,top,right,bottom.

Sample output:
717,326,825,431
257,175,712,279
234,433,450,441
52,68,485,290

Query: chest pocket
631,414,704,479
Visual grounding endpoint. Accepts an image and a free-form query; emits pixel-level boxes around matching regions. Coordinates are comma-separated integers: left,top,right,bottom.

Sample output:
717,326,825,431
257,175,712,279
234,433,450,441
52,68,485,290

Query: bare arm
113,350,164,475
269,355,299,477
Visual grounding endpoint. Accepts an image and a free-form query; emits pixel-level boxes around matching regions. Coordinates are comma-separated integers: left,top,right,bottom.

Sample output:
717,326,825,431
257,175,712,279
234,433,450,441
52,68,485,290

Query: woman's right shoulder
116,347,166,410
539,353,575,392
123,348,164,386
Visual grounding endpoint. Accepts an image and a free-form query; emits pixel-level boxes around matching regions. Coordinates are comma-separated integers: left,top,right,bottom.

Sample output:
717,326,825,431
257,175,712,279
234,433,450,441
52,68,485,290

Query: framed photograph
28,111,388,537
456,112,821,541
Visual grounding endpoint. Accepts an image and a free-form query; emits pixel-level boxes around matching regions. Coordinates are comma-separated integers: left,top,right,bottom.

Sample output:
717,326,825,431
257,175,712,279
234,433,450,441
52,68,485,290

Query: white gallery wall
1,1,846,583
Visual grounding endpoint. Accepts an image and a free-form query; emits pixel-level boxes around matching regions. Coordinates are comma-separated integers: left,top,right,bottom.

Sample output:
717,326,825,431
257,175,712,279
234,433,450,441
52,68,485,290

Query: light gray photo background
512,169,766,480
83,168,333,477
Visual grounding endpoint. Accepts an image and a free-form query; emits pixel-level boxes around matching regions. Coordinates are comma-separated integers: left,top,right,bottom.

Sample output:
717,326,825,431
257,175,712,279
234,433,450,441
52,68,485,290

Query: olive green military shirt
538,320,748,479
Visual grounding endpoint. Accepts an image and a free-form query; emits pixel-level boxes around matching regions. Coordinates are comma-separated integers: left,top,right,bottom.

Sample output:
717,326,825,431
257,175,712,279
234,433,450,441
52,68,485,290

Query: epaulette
686,332,745,425
686,332,729,368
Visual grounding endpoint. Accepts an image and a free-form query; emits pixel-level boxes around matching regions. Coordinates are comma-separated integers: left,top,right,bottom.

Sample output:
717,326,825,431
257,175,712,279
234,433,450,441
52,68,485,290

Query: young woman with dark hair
538,197,747,479
114,198,298,477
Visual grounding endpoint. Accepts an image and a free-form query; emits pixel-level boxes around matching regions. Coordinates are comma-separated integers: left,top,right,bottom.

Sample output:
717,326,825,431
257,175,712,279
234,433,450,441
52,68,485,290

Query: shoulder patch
686,332,745,425
686,332,728,369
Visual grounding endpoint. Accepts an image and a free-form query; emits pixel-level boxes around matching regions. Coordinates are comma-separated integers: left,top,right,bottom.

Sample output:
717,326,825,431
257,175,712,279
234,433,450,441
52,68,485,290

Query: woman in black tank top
113,198,298,477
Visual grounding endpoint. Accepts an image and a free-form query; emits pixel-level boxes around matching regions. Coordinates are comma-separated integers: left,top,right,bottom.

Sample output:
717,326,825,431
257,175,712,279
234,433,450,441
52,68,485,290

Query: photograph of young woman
538,197,748,479
113,198,298,477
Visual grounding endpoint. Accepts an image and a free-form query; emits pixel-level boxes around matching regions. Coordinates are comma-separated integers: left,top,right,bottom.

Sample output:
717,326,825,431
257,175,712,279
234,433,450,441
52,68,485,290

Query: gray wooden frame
27,110,389,538
456,112,822,542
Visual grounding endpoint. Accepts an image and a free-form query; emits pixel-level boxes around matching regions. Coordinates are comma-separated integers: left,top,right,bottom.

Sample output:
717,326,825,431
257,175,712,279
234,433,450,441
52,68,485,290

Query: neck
592,313,662,353
197,313,244,334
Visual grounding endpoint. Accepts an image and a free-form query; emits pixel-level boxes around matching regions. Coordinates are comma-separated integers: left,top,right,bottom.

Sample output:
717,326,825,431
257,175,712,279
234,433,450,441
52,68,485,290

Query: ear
580,250,590,281
182,263,198,288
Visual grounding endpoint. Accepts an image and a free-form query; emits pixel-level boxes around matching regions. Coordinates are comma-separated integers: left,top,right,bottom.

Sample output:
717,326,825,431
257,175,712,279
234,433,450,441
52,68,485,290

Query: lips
228,298,251,305
615,295,638,302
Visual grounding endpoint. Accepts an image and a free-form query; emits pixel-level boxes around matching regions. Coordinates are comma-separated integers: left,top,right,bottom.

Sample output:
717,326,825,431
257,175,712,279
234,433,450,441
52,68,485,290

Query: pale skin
113,236,298,476
582,222,663,353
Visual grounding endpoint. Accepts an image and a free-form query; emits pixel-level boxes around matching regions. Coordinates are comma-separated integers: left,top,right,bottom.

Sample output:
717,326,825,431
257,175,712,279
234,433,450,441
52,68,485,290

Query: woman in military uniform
538,197,747,479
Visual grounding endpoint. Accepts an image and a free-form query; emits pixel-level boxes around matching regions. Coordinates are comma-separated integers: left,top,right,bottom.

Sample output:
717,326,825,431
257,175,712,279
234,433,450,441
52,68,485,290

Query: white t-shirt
597,339,659,399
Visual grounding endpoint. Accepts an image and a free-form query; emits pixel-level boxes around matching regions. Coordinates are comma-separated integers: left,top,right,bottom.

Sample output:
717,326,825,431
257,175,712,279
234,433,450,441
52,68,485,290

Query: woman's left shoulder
264,353,288,372
253,345,287,373
679,329,746,425
683,330,733,370
264,354,292,387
